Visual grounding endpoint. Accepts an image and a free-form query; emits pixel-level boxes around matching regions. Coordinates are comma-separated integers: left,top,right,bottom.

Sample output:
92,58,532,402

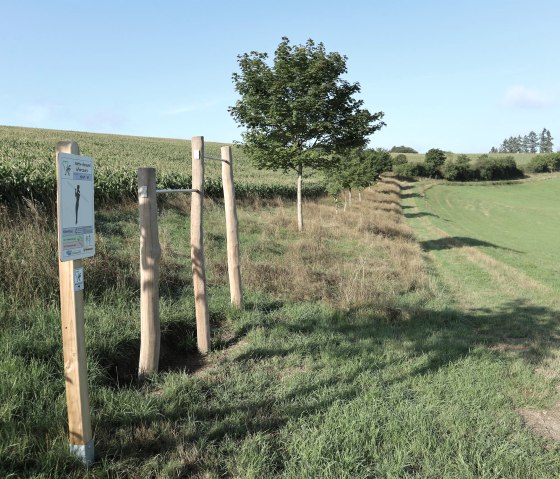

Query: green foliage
475,155,523,181
441,154,475,181
325,148,392,196
424,148,447,178
393,161,427,178
392,153,408,166
229,37,385,175
524,153,560,173
495,128,553,154
540,128,554,153
390,145,418,153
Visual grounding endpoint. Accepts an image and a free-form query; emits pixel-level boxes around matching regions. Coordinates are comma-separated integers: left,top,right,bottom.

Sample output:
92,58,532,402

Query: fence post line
191,136,211,354
55,141,94,466
138,168,161,378
221,146,243,308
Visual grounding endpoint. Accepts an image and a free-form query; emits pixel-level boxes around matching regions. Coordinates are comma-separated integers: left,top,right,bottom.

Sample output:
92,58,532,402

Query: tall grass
2,176,560,477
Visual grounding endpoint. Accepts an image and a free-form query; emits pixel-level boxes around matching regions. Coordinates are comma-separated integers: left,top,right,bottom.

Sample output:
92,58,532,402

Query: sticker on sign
57,153,96,261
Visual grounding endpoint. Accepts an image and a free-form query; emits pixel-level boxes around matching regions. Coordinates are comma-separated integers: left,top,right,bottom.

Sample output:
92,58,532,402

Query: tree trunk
297,163,303,231
348,189,352,207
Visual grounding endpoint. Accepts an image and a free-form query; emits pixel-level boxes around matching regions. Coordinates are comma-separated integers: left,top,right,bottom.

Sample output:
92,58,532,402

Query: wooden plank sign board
56,153,95,261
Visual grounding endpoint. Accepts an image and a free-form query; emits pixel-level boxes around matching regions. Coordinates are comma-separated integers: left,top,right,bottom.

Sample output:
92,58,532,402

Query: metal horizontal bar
156,188,199,194
204,155,225,162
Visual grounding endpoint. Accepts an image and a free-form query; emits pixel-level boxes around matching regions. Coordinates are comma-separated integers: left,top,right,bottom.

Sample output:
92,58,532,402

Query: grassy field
409,175,560,290
0,125,302,185
3,127,560,477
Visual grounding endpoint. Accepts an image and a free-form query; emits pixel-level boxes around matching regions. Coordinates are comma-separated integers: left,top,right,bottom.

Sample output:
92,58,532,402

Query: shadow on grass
404,211,441,219
91,295,560,473
420,236,524,253
400,192,420,199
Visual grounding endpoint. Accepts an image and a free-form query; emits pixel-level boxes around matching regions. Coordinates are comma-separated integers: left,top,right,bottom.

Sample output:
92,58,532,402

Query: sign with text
57,153,95,261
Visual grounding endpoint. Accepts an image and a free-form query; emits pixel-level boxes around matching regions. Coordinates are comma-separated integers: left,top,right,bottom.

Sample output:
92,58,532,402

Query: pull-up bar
156,188,200,194
137,138,243,381
204,154,228,162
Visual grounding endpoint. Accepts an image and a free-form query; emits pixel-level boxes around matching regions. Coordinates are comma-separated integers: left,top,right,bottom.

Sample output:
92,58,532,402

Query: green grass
409,176,560,290
0,125,323,195
3,125,560,477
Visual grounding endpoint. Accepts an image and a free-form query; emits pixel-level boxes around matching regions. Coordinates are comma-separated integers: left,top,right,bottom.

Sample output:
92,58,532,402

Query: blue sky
1,0,559,152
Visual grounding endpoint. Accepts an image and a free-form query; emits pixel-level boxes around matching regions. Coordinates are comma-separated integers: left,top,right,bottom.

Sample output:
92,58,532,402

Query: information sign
57,153,95,261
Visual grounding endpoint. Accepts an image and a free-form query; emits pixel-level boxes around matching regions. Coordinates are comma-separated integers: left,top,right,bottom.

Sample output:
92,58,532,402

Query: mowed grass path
403,176,560,447
407,176,560,291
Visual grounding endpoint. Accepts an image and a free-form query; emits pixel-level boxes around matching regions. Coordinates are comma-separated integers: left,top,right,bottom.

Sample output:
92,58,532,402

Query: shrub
392,154,408,166
525,155,551,173
525,153,560,173
424,148,447,178
441,154,475,181
475,155,523,181
393,162,427,178
390,145,418,154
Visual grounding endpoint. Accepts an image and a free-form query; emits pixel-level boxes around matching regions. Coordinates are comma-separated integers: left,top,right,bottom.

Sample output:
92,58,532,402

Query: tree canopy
229,37,385,229
229,37,385,173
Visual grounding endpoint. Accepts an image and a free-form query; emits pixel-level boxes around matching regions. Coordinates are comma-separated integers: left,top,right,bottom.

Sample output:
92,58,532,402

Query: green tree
229,37,385,230
325,148,391,207
390,145,418,153
527,131,539,153
424,148,446,178
540,128,554,153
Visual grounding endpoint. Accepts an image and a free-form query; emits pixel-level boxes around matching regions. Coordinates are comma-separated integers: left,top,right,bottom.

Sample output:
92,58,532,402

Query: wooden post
138,168,161,378
191,136,210,353
221,146,243,308
297,162,303,231
55,141,94,466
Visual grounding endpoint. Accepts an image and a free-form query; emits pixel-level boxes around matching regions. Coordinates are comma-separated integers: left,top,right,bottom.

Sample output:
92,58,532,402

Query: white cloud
503,85,554,108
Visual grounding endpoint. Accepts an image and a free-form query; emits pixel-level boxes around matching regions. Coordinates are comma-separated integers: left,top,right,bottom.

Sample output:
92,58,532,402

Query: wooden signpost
55,141,95,466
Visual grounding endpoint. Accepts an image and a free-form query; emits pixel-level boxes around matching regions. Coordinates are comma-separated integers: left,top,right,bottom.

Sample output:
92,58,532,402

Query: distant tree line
393,148,524,182
389,145,418,154
490,128,554,154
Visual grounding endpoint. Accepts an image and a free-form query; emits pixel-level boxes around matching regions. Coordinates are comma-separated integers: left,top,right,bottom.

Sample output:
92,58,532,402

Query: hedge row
524,153,560,173
0,161,326,206
393,155,524,182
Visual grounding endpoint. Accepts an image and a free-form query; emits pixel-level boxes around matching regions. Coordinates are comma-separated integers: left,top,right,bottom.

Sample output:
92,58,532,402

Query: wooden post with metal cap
55,141,94,466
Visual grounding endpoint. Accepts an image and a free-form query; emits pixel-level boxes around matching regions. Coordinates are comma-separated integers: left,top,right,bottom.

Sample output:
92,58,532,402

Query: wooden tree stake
138,168,161,378
221,146,243,308
191,136,211,353
56,141,94,466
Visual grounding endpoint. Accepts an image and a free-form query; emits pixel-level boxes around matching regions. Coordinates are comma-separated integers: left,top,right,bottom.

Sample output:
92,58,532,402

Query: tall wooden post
191,136,210,353
138,168,161,378
297,162,303,231
55,141,94,466
221,146,243,308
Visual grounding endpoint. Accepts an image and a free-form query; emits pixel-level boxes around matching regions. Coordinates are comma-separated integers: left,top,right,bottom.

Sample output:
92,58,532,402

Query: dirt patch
519,406,560,442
